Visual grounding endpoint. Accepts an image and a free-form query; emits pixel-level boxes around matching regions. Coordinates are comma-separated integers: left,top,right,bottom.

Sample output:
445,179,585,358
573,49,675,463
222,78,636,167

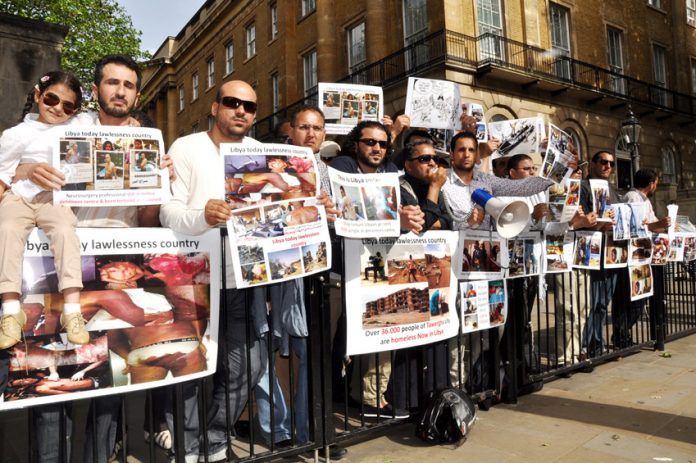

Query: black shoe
330,446,347,460
234,420,250,438
360,403,409,419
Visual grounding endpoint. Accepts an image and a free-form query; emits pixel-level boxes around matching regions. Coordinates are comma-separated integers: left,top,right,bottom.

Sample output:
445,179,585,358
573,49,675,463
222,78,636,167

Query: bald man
161,80,267,463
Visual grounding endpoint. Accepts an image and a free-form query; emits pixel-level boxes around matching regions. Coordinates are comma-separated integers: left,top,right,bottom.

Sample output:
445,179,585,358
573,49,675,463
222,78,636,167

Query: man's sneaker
197,445,227,463
361,403,409,419
0,310,26,349
60,312,89,345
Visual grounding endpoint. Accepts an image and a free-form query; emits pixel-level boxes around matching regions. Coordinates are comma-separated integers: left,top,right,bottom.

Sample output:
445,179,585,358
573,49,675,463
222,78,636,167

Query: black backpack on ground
416,387,477,445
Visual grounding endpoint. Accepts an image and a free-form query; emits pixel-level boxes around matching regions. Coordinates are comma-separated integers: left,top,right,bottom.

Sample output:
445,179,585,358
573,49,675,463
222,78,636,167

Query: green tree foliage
1,0,149,88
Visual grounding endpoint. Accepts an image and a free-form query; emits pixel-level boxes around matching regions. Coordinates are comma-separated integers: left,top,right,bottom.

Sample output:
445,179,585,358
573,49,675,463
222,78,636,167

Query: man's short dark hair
591,150,613,163
633,169,658,189
507,154,533,172
403,139,434,161
94,55,142,90
403,129,432,146
290,105,325,126
449,131,477,152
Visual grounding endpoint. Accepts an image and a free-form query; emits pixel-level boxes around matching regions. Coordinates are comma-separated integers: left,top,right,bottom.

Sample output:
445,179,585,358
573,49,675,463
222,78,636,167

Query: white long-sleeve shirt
160,131,261,287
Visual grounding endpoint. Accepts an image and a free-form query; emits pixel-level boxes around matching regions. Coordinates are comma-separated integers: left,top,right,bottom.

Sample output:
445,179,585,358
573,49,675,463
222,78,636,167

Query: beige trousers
0,192,82,294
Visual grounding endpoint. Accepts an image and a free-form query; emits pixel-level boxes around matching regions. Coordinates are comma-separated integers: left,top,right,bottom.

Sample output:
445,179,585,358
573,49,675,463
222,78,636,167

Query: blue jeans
582,270,618,356
255,336,309,445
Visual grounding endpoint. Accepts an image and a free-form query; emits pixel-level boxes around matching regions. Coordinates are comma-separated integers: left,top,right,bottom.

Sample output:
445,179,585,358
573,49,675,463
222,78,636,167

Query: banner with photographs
543,224,574,273
328,167,400,238
318,83,383,135
344,232,460,356
539,124,578,184
227,200,331,288
489,117,545,159
651,233,670,265
545,178,580,224
604,233,629,269
628,237,653,266
505,232,542,279
460,280,507,334
222,144,318,208
52,126,170,207
589,179,612,222
404,77,463,130
684,235,696,261
1,228,220,410
455,230,507,280
572,230,602,270
667,233,686,262
610,204,632,241
461,102,487,142
629,264,654,302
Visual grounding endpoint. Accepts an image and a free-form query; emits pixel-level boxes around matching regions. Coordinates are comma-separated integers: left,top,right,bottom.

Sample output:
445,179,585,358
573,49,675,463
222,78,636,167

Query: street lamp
620,107,642,185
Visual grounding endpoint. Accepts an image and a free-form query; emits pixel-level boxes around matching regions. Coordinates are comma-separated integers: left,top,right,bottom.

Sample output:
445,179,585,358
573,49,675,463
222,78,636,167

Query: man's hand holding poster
52,126,170,207
344,232,459,356
2,228,220,410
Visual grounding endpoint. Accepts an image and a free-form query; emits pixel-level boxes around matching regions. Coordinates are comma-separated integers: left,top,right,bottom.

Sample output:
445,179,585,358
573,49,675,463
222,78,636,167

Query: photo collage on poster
589,179,612,222
545,178,580,224
1,228,220,410
544,224,574,273
540,124,578,184
651,233,670,266
461,101,487,142
343,232,460,356
460,279,506,333
319,83,383,134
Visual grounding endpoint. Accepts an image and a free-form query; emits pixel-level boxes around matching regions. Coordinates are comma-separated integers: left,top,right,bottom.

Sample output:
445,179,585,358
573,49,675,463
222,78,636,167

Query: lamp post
620,107,642,187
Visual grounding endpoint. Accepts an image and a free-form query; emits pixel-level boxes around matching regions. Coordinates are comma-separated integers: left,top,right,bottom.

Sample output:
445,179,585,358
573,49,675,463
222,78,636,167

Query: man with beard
12,54,167,463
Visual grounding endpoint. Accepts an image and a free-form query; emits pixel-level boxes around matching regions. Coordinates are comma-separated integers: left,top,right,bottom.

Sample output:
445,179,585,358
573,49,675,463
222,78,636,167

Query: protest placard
328,168,400,238
404,77,463,130
318,83,384,135
455,230,507,280
52,126,170,207
629,264,653,302
604,233,629,269
344,232,459,355
539,124,577,184
572,230,602,270
488,117,544,159
505,232,542,279
543,224,574,273
1,228,220,410
460,280,507,333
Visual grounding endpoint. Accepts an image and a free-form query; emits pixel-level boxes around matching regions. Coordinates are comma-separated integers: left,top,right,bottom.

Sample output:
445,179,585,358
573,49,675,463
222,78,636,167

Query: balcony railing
255,29,696,139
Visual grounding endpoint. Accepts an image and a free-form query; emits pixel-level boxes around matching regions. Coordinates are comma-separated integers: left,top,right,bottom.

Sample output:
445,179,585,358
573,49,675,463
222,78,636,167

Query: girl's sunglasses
42,92,78,115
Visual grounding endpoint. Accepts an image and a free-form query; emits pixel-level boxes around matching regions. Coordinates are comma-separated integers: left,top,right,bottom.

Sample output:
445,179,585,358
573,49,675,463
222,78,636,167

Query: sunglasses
218,96,258,113
597,159,615,167
359,138,388,149
42,92,77,115
409,154,445,165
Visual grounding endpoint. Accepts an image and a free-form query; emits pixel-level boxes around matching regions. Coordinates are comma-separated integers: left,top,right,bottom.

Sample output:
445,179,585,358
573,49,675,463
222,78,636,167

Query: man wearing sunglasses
161,80,269,463
577,151,619,369
399,139,452,232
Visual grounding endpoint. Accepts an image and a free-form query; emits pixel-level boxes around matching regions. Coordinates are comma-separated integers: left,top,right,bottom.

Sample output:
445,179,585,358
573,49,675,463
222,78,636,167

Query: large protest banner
328,167,400,238
318,83,383,135
222,144,331,288
1,228,220,410
52,126,170,207
344,232,460,356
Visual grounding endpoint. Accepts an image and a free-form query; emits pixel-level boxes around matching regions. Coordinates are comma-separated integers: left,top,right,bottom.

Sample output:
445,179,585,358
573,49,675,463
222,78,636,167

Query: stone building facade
140,0,696,216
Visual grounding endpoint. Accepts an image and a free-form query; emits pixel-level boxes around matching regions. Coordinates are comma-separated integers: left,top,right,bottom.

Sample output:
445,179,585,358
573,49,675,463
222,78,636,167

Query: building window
178,86,185,111
303,49,317,96
648,0,661,8
347,22,366,73
272,74,280,113
192,73,199,100
403,0,429,69
246,23,256,59
301,0,316,17
271,4,279,39
208,114,215,131
550,3,571,80
607,27,626,95
652,43,668,105
477,0,504,60
688,0,696,26
207,58,215,89
661,145,677,185
225,42,234,74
